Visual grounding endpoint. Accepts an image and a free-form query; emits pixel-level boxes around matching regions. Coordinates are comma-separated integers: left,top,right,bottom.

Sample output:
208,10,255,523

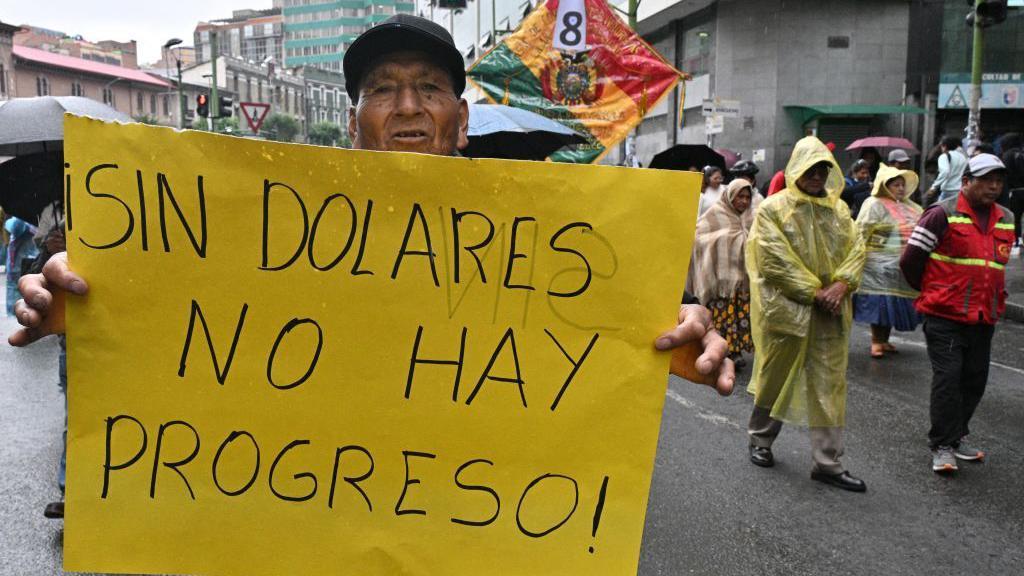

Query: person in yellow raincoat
853,164,922,358
745,136,867,492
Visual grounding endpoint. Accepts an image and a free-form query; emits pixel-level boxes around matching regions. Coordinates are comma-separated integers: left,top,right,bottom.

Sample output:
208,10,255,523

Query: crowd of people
690,133,1019,490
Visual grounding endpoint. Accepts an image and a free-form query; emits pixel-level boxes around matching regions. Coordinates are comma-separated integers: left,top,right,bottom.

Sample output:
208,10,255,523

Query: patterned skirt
708,292,754,355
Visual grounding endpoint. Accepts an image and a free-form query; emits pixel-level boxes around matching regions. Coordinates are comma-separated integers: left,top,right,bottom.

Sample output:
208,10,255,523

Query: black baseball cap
344,14,466,103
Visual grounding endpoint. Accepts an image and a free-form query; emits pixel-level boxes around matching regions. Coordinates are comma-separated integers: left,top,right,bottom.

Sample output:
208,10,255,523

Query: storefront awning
784,105,928,125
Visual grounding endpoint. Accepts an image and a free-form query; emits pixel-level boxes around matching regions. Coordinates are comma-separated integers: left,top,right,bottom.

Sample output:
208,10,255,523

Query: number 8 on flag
553,0,587,52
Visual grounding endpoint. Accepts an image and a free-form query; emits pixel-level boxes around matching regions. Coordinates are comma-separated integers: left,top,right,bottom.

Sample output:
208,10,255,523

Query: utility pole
964,0,1009,147
966,0,983,147
210,29,219,131
176,58,185,129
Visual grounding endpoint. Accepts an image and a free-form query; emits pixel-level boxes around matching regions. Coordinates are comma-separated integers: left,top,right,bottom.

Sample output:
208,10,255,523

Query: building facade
194,8,284,65
10,44,172,122
0,21,17,101
281,0,416,71
302,66,347,127
935,0,1024,143
14,25,138,68
611,0,925,174
150,46,197,72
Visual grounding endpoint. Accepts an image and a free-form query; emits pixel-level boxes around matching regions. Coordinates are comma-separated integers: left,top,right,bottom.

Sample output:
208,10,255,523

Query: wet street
640,319,1024,575
2,314,1023,575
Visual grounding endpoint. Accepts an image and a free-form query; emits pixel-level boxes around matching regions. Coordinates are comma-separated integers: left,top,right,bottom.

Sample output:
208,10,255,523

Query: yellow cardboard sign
63,115,699,576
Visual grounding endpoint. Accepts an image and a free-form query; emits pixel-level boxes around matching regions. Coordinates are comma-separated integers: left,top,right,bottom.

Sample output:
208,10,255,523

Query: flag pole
623,0,640,167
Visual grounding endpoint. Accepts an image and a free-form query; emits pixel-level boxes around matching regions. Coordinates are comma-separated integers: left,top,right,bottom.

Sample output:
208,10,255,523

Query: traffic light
196,94,209,117
218,95,233,117
966,0,1008,27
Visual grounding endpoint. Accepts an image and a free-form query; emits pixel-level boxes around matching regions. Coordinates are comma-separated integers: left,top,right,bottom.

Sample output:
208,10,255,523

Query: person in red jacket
899,153,1015,474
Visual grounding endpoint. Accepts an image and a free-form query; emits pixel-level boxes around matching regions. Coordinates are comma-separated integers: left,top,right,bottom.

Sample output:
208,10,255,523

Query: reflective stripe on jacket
916,194,1015,324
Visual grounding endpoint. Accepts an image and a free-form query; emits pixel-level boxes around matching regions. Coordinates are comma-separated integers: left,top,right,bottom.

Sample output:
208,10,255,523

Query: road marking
888,336,1024,376
991,361,1024,376
665,387,742,430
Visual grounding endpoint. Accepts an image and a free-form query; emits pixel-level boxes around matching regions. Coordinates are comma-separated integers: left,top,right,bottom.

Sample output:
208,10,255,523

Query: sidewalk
1005,245,1024,323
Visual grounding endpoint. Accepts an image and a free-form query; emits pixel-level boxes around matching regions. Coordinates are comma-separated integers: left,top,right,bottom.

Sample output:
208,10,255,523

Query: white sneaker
932,446,958,473
954,439,986,462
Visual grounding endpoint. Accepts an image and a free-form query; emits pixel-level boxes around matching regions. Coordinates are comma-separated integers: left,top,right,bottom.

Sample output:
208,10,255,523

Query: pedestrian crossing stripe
946,85,967,108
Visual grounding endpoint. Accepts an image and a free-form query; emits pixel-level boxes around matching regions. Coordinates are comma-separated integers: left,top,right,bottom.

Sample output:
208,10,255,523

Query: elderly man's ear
347,107,358,147
456,99,469,151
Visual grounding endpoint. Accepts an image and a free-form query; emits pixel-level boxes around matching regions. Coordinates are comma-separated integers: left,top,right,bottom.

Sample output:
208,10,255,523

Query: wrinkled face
708,170,723,188
962,172,1005,207
731,188,752,213
886,176,907,200
796,161,831,195
348,51,469,155
853,167,871,182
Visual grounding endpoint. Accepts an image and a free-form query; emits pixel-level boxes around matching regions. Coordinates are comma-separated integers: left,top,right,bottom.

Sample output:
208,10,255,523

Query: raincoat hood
871,163,920,201
784,136,844,203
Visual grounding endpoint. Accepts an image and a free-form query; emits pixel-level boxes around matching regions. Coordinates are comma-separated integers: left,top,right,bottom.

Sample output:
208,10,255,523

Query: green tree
262,113,300,143
308,121,343,146
132,114,160,125
189,116,240,135
214,116,240,135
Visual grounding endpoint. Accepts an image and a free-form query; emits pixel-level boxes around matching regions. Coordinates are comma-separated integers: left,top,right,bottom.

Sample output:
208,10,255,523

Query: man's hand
656,304,735,396
8,252,86,347
815,281,848,315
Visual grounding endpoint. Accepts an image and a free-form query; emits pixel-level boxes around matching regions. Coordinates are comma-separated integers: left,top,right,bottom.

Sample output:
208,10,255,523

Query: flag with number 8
468,0,688,163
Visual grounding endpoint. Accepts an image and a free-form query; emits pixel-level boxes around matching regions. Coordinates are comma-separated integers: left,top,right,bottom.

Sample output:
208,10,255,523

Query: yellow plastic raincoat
745,137,866,427
855,163,922,298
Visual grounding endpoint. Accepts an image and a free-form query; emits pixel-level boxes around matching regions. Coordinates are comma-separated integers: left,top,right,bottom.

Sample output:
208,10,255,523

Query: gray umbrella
0,96,131,156
464,103,587,161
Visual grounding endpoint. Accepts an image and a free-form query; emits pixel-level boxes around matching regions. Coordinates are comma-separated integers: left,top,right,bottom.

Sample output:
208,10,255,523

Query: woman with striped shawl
692,178,755,367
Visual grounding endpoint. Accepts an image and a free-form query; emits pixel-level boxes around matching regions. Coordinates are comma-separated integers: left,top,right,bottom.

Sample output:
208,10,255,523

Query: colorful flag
467,0,686,163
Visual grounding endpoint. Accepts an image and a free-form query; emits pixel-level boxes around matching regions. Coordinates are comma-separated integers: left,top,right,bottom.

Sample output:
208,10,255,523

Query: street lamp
163,38,186,129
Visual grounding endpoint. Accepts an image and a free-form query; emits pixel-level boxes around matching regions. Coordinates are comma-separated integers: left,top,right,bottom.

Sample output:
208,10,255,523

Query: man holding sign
11,14,731,576
11,14,733,389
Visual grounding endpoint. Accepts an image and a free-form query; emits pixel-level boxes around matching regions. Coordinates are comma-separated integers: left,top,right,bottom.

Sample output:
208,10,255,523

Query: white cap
968,153,1006,177
887,149,911,163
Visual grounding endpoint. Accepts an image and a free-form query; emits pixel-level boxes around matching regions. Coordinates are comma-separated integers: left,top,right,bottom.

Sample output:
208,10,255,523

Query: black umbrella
0,151,63,225
0,96,131,156
463,103,587,161
648,144,726,172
